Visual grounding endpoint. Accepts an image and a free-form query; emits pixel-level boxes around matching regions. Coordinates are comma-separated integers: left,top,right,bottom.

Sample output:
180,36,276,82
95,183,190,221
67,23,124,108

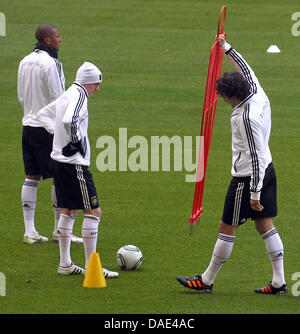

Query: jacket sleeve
36,100,57,134
46,62,65,101
220,41,258,95
221,42,267,201
17,61,24,107
243,106,267,201
62,90,86,143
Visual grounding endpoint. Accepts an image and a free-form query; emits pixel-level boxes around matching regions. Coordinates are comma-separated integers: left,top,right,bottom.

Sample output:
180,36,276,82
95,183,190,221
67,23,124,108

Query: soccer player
177,35,287,295
18,24,82,244
38,62,118,277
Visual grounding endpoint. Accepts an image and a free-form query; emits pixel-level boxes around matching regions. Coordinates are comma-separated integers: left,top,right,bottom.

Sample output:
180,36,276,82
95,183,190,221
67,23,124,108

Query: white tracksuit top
18,50,65,127
221,42,272,200
38,83,91,166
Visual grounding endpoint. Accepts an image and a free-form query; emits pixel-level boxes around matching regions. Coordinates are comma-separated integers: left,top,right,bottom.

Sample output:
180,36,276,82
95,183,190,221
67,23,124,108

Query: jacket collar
33,43,58,59
73,82,89,98
234,92,254,110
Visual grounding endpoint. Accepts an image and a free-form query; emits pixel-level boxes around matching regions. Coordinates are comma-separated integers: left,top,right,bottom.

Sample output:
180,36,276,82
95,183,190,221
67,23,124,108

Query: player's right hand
62,141,85,157
217,34,226,48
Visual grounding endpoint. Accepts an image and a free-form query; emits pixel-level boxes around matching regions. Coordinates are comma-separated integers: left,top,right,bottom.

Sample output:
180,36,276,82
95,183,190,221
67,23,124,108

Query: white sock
262,228,285,288
202,233,235,285
51,183,61,235
82,215,100,268
21,178,39,236
57,214,75,267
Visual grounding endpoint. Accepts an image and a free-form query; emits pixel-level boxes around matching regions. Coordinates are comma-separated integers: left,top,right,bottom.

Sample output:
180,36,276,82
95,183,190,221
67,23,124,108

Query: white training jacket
221,42,272,200
18,50,65,127
37,83,90,166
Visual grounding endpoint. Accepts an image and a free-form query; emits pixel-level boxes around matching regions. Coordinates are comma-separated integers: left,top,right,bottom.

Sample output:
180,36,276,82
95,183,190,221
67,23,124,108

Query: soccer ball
116,245,143,270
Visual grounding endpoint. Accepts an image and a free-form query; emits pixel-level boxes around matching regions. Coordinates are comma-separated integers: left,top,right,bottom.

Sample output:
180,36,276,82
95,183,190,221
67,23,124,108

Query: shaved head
35,24,57,43
35,24,62,51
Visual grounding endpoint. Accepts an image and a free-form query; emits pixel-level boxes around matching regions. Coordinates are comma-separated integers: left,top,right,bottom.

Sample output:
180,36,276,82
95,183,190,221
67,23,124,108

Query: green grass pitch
1,0,300,314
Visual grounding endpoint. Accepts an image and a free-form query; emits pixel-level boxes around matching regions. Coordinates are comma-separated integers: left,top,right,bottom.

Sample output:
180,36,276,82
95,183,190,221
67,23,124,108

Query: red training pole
189,6,227,233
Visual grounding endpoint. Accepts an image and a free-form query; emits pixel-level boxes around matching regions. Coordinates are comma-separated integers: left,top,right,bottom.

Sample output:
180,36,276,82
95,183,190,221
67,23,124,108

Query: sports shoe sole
254,283,288,295
57,264,84,276
177,275,213,293
24,235,48,244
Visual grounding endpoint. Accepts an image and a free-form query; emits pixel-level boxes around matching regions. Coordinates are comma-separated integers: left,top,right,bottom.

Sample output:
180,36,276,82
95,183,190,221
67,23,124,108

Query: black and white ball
116,245,143,270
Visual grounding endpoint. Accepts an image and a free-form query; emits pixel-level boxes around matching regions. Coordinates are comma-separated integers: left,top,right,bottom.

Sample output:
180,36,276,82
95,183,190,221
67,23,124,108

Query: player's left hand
250,199,264,212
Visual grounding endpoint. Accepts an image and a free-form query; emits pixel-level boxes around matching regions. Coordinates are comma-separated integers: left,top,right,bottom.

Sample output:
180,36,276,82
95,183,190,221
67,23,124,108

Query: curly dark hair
216,72,251,101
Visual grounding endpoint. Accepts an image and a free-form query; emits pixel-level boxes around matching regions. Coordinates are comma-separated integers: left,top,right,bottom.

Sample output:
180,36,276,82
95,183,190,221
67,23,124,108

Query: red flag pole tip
217,5,226,38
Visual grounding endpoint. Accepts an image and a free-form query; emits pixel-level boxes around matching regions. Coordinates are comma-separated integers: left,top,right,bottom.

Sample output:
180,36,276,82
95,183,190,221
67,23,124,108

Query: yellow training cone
83,252,107,288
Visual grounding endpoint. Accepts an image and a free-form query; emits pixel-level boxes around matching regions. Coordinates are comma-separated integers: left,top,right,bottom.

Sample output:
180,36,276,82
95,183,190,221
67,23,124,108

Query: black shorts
53,160,99,210
22,126,54,179
222,163,277,226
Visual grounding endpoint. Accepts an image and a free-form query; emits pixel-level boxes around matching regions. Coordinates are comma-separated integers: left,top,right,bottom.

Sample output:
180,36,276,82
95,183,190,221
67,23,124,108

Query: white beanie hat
75,62,102,84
